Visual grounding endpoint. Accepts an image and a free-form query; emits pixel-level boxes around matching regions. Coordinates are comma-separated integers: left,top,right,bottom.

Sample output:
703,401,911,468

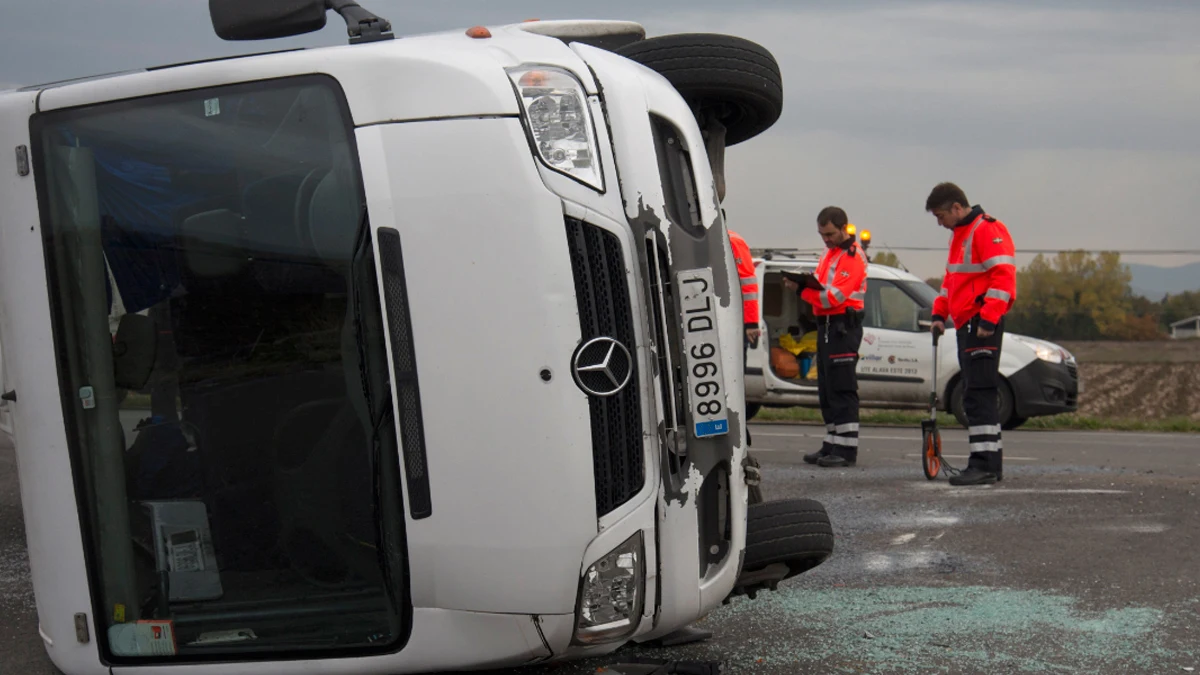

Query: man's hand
977,324,995,338
930,320,945,338
746,327,762,345
782,278,799,292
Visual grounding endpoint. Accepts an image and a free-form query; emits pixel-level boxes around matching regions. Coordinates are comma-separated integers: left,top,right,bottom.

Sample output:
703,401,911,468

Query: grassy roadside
754,407,1200,433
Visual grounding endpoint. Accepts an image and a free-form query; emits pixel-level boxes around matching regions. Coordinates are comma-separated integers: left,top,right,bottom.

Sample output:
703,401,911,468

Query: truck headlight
506,65,603,191
573,532,644,645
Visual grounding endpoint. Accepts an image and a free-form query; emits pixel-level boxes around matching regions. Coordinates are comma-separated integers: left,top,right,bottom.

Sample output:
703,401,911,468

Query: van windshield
897,279,940,308
32,76,408,661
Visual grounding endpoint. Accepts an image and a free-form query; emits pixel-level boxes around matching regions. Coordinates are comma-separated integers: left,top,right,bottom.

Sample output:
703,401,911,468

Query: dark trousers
957,314,1005,473
816,315,862,460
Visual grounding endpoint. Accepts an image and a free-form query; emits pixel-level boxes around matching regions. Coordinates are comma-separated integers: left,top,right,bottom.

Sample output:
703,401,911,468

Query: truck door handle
1,390,15,402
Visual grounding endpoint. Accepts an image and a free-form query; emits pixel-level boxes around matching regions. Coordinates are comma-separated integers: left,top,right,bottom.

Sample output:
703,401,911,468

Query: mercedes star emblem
572,336,633,397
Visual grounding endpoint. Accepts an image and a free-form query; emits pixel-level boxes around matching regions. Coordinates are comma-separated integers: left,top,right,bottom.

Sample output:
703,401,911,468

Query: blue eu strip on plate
694,419,729,438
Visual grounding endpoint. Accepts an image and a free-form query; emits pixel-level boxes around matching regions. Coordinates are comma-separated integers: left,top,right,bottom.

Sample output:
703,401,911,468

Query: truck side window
650,114,704,236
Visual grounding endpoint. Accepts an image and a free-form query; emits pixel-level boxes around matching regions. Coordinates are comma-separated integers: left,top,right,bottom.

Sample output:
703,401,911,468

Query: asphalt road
3,424,1199,674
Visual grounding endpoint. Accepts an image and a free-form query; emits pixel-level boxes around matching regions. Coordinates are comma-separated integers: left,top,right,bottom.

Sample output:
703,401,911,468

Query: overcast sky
4,0,1199,279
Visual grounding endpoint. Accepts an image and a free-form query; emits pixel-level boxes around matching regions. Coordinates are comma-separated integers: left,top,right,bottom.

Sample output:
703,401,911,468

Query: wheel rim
923,431,942,479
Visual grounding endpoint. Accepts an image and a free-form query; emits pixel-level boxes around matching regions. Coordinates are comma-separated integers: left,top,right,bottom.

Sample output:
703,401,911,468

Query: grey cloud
3,0,1198,278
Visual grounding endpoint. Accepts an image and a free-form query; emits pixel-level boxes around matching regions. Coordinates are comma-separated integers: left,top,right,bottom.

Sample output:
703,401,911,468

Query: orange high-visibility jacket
931,207,1017,330
729,230,759,327
801,238,867,316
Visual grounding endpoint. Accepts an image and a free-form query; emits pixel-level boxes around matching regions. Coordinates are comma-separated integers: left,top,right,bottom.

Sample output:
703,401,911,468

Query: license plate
676,268,729,439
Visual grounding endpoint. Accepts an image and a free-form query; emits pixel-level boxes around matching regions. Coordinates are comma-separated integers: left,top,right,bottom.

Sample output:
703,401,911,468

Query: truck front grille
565,217,645,517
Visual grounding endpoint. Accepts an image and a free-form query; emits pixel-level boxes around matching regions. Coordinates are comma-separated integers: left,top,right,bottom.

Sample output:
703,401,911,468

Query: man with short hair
926,182,1017,486
783,206,867,467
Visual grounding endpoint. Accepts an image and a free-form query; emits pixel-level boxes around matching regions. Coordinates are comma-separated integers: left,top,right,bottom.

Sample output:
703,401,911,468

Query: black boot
817,455,855,468
949,467,998,486
816,454,854,466
803,444,833,465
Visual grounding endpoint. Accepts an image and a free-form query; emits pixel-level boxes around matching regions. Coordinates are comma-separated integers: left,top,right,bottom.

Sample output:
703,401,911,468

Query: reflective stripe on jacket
931,206,1017,330
801,239,867,316
729,230,760,327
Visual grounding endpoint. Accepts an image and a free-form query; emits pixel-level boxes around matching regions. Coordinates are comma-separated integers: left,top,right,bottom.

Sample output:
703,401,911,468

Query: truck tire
950,377,1016,430
742,498,834,577
615,33,783,146
745,402,762,420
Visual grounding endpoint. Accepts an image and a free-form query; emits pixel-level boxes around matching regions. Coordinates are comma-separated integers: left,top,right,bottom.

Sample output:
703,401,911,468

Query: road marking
751,425,1194,448
946,488,1129,495
903,453,1040,461
1099,523,1169,534
891,533,916,545
756,431,924,442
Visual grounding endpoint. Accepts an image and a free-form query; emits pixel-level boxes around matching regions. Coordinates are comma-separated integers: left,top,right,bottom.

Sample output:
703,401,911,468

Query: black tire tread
742,499,834,574
616,33,783,145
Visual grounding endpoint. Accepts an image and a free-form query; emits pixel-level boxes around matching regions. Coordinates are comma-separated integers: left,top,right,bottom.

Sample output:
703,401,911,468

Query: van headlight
506,65,603,191
573,532,644,645
1016,336,1065,364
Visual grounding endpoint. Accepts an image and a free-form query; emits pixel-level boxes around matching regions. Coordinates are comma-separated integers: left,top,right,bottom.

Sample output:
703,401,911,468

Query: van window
865,280,923,332
32,76,408,662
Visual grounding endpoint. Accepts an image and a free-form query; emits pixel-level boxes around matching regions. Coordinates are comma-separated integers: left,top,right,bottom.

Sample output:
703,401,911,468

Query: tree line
910,251,1200,341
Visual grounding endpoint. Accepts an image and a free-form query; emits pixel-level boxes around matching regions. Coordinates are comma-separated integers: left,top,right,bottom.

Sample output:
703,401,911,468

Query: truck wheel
950,378,1016,430
728,498,833,601
615,33,783,146
743,498,833,576
745,402,762,420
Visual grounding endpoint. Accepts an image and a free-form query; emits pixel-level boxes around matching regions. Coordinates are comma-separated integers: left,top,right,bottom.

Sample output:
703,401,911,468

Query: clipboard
782,270,825,291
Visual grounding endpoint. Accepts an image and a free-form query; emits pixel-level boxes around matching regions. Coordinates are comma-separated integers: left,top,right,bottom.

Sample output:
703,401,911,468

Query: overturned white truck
0,2,833,672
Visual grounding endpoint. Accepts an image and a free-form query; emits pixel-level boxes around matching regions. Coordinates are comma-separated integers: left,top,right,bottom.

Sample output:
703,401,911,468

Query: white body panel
574,45,747,642
0,17,751,675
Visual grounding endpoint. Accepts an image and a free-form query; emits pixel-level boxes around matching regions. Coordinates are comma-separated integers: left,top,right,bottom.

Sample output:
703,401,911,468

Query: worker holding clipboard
782,207,868,467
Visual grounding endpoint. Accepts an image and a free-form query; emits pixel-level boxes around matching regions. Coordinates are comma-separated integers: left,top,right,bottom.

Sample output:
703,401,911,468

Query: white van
0,4,831,674
746,250,1080,429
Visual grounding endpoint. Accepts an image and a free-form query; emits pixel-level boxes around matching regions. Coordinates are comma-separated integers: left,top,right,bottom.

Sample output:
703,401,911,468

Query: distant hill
1126,262,1200,300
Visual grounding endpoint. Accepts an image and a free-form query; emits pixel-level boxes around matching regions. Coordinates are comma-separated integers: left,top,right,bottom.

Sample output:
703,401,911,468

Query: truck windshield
32,76,408,661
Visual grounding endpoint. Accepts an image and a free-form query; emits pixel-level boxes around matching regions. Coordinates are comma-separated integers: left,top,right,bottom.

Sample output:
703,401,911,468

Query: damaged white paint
680,463,706,500
891,533,917,546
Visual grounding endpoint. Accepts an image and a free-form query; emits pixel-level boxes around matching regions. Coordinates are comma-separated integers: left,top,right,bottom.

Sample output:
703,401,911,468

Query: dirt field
1062,340,1200,419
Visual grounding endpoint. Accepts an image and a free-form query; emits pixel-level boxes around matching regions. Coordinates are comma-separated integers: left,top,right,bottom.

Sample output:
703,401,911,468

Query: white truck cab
0,3,832,674
747,250,1080,429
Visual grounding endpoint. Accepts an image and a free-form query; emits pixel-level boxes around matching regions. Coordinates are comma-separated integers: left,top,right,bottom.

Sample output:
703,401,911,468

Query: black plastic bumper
1008,358,1079,418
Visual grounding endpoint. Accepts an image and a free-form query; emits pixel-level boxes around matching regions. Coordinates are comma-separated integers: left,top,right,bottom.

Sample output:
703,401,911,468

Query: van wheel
950,378,1016,430
1004,416,1028,431
745,402,762,420
615,33,783,146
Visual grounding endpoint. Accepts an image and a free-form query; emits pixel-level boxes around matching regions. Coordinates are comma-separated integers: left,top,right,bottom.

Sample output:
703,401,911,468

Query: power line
883,247,1200,255
774,247,1200,255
